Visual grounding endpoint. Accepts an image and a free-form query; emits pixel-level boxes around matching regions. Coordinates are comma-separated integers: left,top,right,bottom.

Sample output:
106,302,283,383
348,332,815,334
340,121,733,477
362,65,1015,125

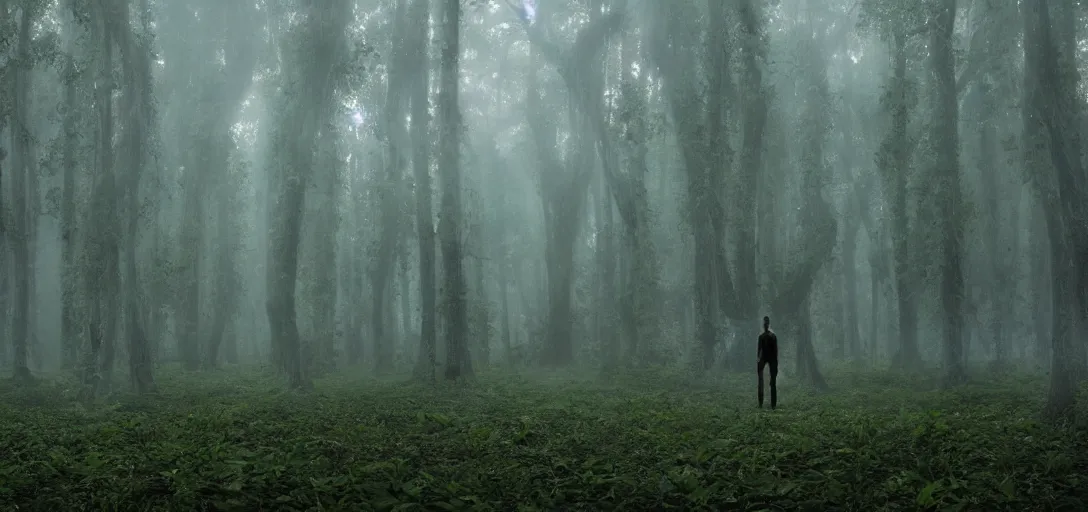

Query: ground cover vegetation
1,366,1086,510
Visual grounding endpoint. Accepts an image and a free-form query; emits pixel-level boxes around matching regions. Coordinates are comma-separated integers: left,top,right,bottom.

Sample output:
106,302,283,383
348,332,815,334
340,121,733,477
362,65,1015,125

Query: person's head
763,316,770,331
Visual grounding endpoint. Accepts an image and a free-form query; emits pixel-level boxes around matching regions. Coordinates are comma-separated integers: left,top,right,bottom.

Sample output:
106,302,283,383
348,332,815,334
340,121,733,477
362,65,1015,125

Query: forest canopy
1,0,1088,508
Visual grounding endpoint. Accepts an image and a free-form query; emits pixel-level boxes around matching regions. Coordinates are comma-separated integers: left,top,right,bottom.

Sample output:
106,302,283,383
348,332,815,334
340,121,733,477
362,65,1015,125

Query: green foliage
1,368,1085,510
856,0,927,41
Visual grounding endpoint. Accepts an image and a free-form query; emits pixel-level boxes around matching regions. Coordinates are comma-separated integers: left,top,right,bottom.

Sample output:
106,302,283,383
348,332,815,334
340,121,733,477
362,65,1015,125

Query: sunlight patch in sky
522,0,537,23
350,108,367,129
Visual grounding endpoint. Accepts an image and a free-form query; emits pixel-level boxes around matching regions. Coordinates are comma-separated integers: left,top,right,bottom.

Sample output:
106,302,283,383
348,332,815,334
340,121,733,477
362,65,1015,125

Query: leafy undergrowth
1,366,1085,511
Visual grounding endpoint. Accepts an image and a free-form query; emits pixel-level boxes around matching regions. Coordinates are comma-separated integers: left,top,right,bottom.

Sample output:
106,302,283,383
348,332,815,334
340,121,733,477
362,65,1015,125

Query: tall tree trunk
374,0,409,373
400,251,411,348
795,297,829,391
308,123,340,374
8,2,34,383
868,250,882,362
931,0,967,387
179,146,204,371
620,32,657,367
0,0,8,372
596,174,617,369
841,200,861,362
408,0,436,382
499,261,512,364
117,0,155,392
347,157,367,365
641,0,732,369
518,3,621,367
266,0,349,389
60,0,83,371
976,80,1009,370
778,20,834,390
203,187,235,370
438,0,470,380
83,0,120,399
1029,204,1050,367
732,0,766,337
1025,0,1087,418
882,32,921,370
1050,0,1088,361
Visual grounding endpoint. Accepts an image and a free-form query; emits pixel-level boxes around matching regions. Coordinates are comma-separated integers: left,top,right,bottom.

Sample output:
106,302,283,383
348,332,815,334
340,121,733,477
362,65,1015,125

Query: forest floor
1,364,1086,511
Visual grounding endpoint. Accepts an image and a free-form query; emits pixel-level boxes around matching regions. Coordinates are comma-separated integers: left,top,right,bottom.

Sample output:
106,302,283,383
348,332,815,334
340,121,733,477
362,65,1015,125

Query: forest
0,0,1086,509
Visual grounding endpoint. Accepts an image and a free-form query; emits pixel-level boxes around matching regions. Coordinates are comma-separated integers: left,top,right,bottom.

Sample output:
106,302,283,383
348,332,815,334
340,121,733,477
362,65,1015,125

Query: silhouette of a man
757,315,778,409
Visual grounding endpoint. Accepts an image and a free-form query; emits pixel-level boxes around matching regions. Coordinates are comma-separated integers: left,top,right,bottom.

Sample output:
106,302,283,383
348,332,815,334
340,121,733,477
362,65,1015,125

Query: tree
1023,0,1087,419
115,0,156,392
928,0,967,387
81,0,121,398
266,0,351,389
439,0,470,380
408,0,435,383
7,0,42,383
373,0,411,374
859,0,926,370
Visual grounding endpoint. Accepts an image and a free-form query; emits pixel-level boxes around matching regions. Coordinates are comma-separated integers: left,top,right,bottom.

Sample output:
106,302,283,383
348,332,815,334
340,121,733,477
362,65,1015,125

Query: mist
1,0,1086,508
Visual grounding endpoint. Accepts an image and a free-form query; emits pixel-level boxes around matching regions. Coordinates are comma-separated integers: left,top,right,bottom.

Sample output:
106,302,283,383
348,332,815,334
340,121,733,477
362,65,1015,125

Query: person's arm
757,336,763,362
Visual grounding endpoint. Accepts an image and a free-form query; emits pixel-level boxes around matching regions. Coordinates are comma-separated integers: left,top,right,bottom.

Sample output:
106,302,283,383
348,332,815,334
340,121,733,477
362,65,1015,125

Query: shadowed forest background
0,0,1087,509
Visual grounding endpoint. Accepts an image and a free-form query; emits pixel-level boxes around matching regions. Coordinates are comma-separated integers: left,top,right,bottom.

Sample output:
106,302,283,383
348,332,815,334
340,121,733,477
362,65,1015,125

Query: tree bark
266,0,349,389
407,0,436,382
930,0,967,387
9,1,34,383
116,0,156,392
1024,0,1087,418
82,0,120,398
881,32,921,370
733,0,766,332
841,197,861,361
373,0,410,374
59,0,83,371
438,0,470,380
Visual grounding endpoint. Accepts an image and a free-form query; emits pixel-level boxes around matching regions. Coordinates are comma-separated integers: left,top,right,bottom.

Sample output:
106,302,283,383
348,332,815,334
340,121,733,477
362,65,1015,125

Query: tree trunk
407,0,436,382
0,0,7,372
499,262,512,365
400,252,411,349
9,2,34,383
795,297,829,392
1029,204,1050,366
883,32,921,370
930,0,967,388
841,208,861,361
596,173,617,369
1025,0,1087,418
80,0,120,400
266,0,349,389
203,192,234,370
732,0,766,337
438,0,469,381
308,124,340,374
1050,0,1088,366
868,251,881,362
179,147,204,371
60,0,82,371
474,250,489,367
374,0,409,374
776,20,834,390
117,0,156,392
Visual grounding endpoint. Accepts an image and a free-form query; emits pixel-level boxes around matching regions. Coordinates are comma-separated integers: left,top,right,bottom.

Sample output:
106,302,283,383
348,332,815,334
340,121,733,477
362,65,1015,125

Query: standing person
757,316,779,409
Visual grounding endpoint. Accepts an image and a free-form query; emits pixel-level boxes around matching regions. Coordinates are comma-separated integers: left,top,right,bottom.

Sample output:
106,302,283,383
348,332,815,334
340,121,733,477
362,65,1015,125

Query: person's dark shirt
758,330,778,363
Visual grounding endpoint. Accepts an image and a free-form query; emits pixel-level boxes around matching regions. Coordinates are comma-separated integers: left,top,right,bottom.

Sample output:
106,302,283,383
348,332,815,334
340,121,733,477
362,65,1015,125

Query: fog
2,0,1087,417
3,0,1088,508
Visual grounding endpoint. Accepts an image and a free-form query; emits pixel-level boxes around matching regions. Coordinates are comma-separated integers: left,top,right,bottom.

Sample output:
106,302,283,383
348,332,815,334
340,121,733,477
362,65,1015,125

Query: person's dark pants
757,360,778,409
